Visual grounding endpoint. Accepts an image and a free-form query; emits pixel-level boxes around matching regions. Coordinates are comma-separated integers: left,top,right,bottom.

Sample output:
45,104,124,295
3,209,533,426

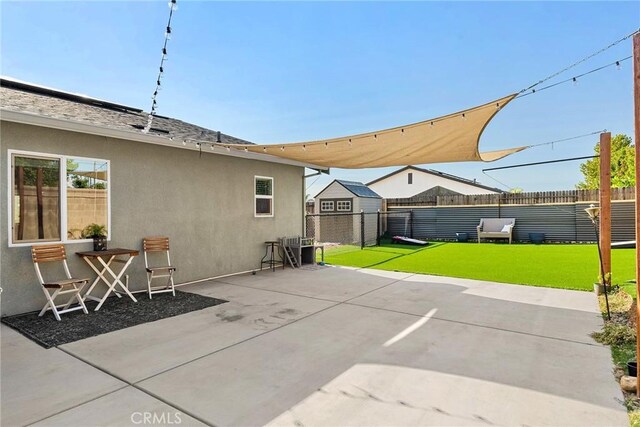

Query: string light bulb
168,0,177,10
280,146,285,151
430,121,434,127
302,145,306,151
210,144,215,150
572,77,578,86
616,61,621,70
263,147,267,153
226,146,231,152
348,138,352,146
325,142,328,148
462,113,466,120
182,140,186,146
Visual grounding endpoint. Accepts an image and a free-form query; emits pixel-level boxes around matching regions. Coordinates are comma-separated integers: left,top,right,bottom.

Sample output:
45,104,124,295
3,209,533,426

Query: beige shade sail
221,93,527,169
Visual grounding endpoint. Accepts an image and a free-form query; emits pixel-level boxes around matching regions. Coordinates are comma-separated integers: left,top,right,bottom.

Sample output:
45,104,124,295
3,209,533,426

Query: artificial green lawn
323,241,636,292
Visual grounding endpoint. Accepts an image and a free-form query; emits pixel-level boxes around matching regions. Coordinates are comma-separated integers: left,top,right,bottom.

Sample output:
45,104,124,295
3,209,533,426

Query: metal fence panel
307,200,635,245
385,210,413,237
612,202,636,242
500,204,577,242
435,206,500,240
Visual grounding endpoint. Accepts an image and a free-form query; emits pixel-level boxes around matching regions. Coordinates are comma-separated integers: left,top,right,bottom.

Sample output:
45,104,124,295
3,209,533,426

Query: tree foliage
576,134,635,189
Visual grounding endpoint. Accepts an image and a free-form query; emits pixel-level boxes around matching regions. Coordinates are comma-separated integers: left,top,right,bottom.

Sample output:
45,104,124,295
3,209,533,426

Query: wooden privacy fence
386,187,636,207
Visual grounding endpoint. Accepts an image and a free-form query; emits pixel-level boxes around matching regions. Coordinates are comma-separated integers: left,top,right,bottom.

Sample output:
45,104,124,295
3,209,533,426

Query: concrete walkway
1,266,627,426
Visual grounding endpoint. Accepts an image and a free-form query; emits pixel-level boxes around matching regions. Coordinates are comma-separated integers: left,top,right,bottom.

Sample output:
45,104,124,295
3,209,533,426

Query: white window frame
254,175,274,218
8,149,111,247
336,200,352,212
320,200,334,212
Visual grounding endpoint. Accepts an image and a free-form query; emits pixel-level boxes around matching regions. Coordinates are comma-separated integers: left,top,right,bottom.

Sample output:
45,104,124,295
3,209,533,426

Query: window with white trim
9,150,110,246
255,176,273,217
336,200,352,211
320,201,334,212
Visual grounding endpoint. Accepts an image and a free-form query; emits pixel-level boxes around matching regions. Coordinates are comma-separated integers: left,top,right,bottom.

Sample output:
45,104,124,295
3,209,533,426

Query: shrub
592,322,636,346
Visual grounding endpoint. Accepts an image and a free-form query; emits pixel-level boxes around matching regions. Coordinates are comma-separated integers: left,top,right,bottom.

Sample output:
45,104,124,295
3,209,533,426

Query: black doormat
1,290,227,349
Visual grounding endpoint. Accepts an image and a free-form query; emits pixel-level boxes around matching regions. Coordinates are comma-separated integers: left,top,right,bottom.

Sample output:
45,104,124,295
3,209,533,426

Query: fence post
376,210,381,246
360,210,365,249
409,209,414,238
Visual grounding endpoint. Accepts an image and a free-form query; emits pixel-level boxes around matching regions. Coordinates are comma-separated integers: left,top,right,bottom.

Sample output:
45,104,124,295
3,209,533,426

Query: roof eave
0,109,329,171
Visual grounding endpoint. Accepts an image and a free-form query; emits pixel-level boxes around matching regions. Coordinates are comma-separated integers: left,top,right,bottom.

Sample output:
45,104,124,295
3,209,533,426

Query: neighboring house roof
0,76,251,146
316,179,381,199
366,165,503,193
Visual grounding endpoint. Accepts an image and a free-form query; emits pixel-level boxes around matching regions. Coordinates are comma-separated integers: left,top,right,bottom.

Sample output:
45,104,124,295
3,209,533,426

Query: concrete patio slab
61,282,335,383
0,325,126,426
32,386,206,427
137,301,624,426
266,364,624,426
217,265,404,302
400,272,599,312
2,267,626,427
349,271,602,344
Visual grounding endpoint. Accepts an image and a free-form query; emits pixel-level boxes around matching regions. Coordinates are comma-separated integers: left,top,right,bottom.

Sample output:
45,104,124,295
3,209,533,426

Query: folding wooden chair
143,236,176,298
31,244,89,321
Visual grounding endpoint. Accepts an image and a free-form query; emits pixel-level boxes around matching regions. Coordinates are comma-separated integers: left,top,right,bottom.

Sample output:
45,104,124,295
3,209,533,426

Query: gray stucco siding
1,121,304,315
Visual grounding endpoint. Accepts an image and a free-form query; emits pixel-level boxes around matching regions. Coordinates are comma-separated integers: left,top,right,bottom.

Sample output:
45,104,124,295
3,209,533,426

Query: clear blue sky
2,1,638,196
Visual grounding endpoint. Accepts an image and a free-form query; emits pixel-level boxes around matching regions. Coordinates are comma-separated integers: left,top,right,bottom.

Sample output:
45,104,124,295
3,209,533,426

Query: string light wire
518,28,639,94
143,0,177,133
516,56,631,98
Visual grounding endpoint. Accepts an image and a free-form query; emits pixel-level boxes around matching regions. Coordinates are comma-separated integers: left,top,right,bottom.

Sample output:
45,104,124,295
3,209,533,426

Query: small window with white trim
255,176,273,217
9,150,110,246
320,201,334,212
336,200,352,211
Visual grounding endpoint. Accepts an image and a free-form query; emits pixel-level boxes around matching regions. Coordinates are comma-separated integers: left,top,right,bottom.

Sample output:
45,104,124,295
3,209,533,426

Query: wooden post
599,132,612,285
633,31,640,397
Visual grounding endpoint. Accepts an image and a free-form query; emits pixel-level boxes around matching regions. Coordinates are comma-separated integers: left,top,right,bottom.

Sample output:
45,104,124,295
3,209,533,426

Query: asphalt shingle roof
0,78,253,145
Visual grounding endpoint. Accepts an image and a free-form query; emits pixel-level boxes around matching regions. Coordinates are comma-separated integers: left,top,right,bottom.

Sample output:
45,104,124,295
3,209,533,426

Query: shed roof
316,179,381,199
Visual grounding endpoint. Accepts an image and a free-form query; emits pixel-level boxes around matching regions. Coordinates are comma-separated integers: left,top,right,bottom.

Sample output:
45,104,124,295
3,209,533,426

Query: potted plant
81,223,108,251
594,272,612,295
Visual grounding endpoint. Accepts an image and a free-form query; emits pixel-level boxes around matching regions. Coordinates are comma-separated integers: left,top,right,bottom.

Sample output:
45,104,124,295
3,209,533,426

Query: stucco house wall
1,121,305,315
369,167,499,198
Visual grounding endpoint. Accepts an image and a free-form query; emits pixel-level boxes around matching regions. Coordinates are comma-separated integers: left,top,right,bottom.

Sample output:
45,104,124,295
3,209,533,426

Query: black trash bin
456,232,469,243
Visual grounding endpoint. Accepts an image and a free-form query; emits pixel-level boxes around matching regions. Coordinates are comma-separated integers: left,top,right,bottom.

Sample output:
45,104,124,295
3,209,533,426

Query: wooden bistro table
76,248,139,311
